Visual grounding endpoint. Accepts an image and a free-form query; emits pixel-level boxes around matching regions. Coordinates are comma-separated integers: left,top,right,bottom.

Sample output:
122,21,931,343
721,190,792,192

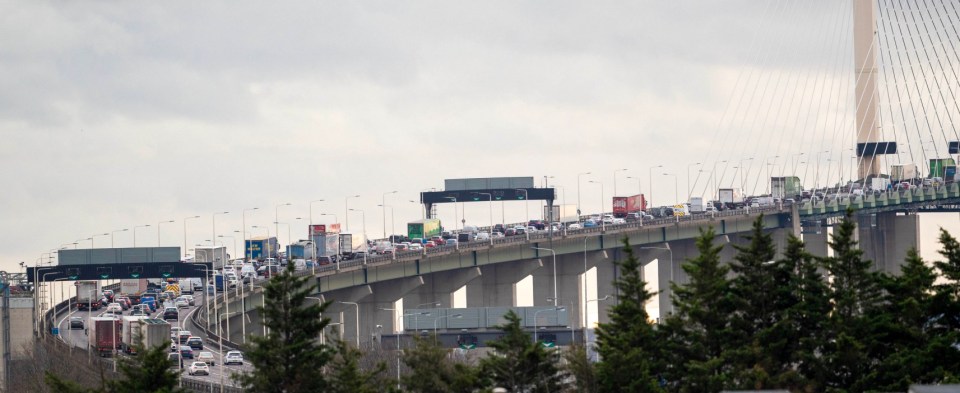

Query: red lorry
88,317,122,357
612,194,647,218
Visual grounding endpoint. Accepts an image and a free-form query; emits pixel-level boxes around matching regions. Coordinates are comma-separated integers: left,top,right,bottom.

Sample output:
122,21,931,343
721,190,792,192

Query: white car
224,350,244,365
612,218,626,225
568,223,583,230
188,361,210,376
409,243,423,251
222,266,236,275
105,303,123,313
175,299,189,309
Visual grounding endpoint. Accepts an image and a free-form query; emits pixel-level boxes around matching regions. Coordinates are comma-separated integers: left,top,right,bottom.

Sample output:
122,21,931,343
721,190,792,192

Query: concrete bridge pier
465,259,543,308
802,221,830,260
857,212,919,274
349,277,424,344
402,267,481,310
531,252,597,330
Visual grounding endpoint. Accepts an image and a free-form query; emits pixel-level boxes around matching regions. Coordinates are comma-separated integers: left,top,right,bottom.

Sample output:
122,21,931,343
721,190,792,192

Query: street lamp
242,208,258,261
577,172,591,217
111,229,127,248
309,199,325,226
158,220,175,246
381,308,431,389
531,247,557,307
433,313,463,344
275,203,291,246
613,168,628,197
533,307,565,343
133,225,151,247
662,173,678,205
382,191,398,239
337,301,360,348
345,195,360,231
687,163,701,201
477,192,493,245
639,246,673,314
183,216,200,259
648,165,663,207
91,233,109,248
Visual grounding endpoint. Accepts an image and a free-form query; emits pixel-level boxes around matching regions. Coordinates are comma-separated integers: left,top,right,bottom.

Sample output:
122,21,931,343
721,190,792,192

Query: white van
475,232,490,241
240,264,257,278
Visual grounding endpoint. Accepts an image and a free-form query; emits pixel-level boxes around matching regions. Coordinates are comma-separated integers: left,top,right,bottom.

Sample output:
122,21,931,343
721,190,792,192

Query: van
461,225,479,234
475,232,490,241
240,264,257,278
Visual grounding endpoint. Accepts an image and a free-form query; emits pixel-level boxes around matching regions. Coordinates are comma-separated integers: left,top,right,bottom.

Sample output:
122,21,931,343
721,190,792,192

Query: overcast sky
3,1,958,272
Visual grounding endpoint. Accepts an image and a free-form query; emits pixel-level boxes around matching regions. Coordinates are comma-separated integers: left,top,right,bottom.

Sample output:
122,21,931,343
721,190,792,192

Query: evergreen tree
820,209,884,391
326,339,390,393
934,227,960,331
562,345,598,393
778,234,830,391
401,334,480,393
235,262,335,392
46,338,184,393
725,216,778,389
480,310,564,393
595,238,662,392
666,226,732,393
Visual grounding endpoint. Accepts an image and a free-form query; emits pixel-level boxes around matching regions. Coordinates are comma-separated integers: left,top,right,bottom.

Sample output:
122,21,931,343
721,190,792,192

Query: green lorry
408,219,442,240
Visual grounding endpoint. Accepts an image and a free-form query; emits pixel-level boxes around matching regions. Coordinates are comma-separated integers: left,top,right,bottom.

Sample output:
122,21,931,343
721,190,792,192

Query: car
475,232,490,241
102,290,115,302
380,248,394,256
103,310,122,319
163,307,179,321
583,220,598,228
527,220,546,230
493,224,506,234
171,326,180,340
197,351,215,366
188,361,209,375
424,241,436,249
612,218,626,224
514,226,526,235
187,336,204,350
445,239,458,246
430,235,446,245
178,330,192,344
181,295,195,306
116,297,131,310
69,317,84,329
224,350,244,365
602,217,614,225
567,223,583,230
175,299,189,309
409,243,422,251
105,303,123,313
168,353,183,369
179,345,194,359
129,309,147,317
222,266,236,275
504,228,517,236
526,226,538,233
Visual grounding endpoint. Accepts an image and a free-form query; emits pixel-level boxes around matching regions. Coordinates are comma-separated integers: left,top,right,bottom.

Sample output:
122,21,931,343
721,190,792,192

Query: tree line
42,209,960,392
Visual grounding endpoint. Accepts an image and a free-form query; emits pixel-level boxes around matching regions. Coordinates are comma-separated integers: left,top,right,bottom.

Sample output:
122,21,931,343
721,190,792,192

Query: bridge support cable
932,0,960,146
898,0,947,164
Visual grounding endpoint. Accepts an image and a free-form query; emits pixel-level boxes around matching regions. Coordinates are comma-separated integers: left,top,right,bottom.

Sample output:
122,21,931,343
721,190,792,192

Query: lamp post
132,225,151,247
533,307,565,343
111,229,127,248
382,191,398,239
381,309,431,389
91,233,109,248
639,246,673,314
242,208,258,261
349,209,368,264
433,313,463,344
157,220,174,246
687,162,701,201
345,195,360,231
275,203,291,246
337,301,360,348
662,173,678,205
309,199,325,226
531,247,557,307
183,216,200,259
477,193,493,245
648,165,663,207
613,168,628,197
577,172,591,217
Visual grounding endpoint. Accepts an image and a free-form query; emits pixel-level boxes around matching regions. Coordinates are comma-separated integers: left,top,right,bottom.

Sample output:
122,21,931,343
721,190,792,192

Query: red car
430,236,446,246
424,241,437,249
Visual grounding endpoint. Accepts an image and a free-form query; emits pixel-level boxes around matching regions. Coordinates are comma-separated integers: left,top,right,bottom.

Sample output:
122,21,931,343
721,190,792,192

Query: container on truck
688,197,705,213
408,219,442,240
891,163,918,181
339,234,354,255
245,237,279,260
870,177,891,191
140,319,172,350
120,279,147,297
286,241,316,260
945,166,958,183
76,281,102,311
121,316,148,354
770,176,802,199
195,246,229,270
718,188,744,206
89,317,122,357
929,158,958,178
543,204,580,223
612,195,646,218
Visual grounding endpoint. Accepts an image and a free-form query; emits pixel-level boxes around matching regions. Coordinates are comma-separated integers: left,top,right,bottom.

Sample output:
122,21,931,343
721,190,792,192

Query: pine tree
326,339,390,393
46,338,185,393
666,226,732,393
725,216,778,389
562,345,598,393
595,238,662,392
934,227,960,308
479,310,564,393
235,262,335,392
401,334,480,393
778,234,830,391
820,208,884,391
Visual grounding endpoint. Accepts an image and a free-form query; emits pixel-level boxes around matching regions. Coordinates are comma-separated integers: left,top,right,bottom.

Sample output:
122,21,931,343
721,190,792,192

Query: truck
76,281,102,311
339,234,354,255
88,317,122,357
543,204,580,223
214,275,225,292
120,279,147,297
752,196,776,207
891,163,918,181
120,316,148,354
611,195,646,218
688,197,705,213
929,158,958,178
771,176,802,199
718,188,744,207
870,177,891,191
246,237,279,260
195,246,229,270
408,219,442,240
139,319,171,350
286,241,317,260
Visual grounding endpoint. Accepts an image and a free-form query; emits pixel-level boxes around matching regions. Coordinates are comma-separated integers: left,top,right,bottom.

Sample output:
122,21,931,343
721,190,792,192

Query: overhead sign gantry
27,247,212,283
420,177,556,221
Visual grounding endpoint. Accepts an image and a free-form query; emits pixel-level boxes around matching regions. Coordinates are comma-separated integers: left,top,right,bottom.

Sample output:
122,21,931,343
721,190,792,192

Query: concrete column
593,254,617,326
402,267,480,310
656,239,697,318
858,212,918,274
802,220,830,260
336,277,424,346
531,253,592,330
466,259,543,308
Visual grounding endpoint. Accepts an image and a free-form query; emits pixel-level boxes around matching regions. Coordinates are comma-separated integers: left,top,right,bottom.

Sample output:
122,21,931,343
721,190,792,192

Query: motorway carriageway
55,291,252,387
